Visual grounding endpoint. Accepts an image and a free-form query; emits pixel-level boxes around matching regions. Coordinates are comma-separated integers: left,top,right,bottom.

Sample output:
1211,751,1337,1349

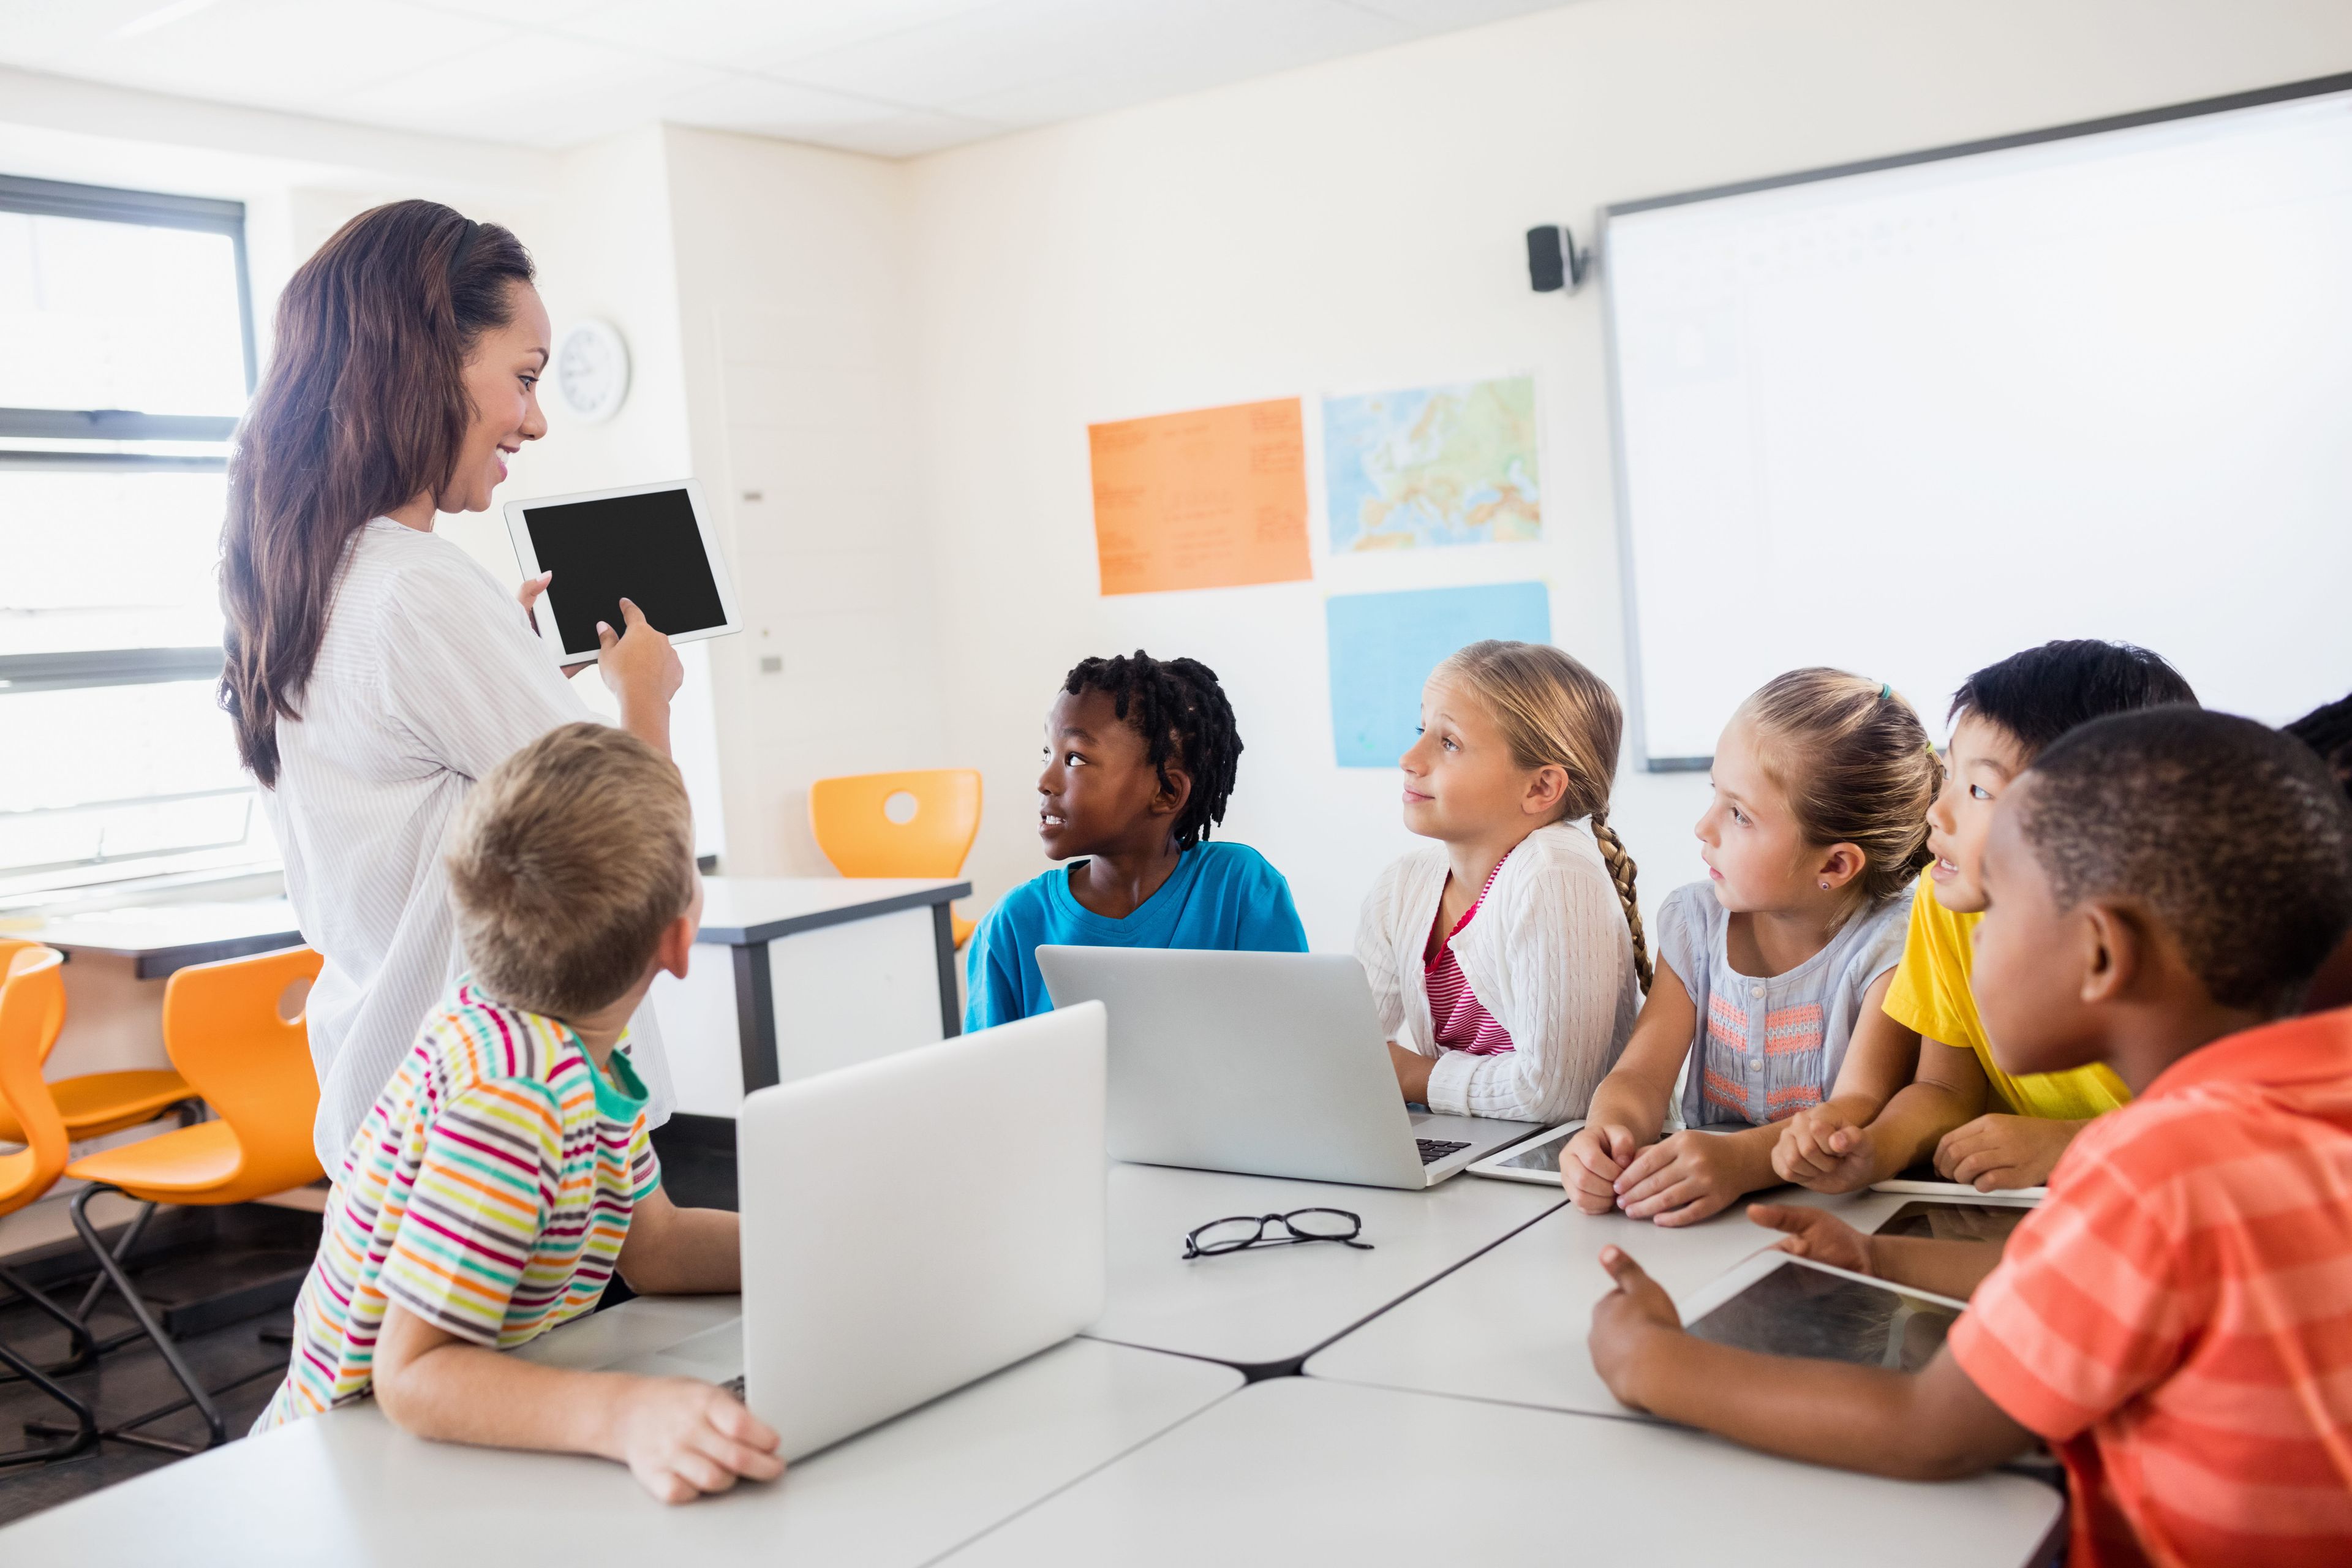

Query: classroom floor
0,1118,737,1528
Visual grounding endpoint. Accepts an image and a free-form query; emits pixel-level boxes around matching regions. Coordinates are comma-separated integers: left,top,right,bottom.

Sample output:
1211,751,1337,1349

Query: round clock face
555,319,630,424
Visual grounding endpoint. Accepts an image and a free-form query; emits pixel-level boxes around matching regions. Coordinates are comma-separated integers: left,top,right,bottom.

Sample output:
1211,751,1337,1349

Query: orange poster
1087,398,1311,595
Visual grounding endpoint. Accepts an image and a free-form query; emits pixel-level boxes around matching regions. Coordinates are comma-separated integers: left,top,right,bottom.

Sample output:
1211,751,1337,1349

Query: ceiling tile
562,0,997,76
27,0,499,118
339,32,726,146
0,0,181,68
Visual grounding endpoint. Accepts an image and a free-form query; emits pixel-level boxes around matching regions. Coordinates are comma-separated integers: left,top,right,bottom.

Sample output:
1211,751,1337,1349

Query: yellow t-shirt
1883,869,2130,1121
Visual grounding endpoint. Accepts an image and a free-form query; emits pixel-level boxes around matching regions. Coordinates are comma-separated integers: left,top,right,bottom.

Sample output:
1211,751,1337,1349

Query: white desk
0,1295,1240,1567
1086,1162,1566,1376
655,875,971,1115
937,1377,2063,1568
8,898,303,979
1303,1184,1914,1416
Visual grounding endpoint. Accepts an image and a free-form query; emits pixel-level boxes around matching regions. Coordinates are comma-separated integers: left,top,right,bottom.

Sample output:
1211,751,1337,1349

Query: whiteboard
1603,77,2352,765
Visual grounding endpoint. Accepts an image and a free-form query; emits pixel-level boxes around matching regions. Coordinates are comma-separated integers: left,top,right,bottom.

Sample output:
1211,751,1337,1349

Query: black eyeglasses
1182,1207,1372,1259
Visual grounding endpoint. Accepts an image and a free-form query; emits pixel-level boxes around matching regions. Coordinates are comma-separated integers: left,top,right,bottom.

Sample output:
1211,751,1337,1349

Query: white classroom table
1305,1183,1914,1416
1085,1161,1566,1376
652,874,971,1115
937,1376,2064,1568
0,1294,1241,1567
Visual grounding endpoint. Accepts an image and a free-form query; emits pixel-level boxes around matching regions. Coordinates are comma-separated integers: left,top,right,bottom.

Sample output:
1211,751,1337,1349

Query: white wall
660,125,946,880
901,0,2352,951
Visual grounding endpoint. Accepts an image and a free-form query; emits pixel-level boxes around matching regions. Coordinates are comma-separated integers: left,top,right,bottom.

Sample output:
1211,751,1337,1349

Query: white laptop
609,1001,1107,1461
1033,947,1542,1189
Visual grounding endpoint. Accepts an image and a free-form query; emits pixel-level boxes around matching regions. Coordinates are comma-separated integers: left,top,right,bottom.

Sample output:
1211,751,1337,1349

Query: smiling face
1970,779,2103,1077
437,279,550,514
1036,688,1188,862
1398,674,1564,842
1695,716,1863,913
1924,712,2030,914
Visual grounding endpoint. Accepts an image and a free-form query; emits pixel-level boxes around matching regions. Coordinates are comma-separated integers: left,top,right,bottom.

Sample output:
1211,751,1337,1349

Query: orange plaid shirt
1950,1007,2352,1568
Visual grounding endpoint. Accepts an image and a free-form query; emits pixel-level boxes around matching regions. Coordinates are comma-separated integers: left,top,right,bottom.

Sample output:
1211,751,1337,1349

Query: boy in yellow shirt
1775,639,2195,1193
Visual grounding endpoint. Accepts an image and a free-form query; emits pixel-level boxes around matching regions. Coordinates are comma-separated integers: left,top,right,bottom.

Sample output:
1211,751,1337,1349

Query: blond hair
1434,640,1651,990
447,723,695,1019
1736,668,1942,907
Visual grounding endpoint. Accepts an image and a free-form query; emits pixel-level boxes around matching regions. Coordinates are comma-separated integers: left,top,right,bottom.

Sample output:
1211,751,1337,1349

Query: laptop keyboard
1417,1137,1472,1164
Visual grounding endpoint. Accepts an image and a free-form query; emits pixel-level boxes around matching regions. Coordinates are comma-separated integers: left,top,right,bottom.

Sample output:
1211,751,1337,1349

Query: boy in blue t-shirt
965,650,1308,1029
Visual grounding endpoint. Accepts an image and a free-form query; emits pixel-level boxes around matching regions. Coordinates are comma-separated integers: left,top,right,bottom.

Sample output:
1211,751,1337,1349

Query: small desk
0,1295,1241,1567
1303,1184,1913,1416
936,1377,2062,1567
12,899,302,979
1085,1162,1566,1377
650,875,971,1115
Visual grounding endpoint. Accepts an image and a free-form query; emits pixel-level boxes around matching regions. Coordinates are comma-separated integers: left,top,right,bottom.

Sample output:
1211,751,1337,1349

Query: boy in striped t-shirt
259,723,782,1505
1588,709,2352,1568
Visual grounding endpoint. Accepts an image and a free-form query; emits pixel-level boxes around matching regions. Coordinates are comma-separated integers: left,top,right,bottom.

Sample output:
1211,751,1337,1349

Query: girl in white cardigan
1358,641,1649,1124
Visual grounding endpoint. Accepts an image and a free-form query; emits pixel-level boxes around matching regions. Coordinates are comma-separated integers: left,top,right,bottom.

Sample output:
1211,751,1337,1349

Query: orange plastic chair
0,934,195,1148
0,947,98,1464
809,769,984,947
59,944,325,1452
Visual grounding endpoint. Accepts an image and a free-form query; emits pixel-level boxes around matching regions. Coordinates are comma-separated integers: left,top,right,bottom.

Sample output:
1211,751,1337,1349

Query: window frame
1,173,263,895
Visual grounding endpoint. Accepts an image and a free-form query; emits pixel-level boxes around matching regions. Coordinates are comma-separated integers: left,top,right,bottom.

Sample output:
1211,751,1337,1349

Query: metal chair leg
0,1260,98,1374
0,1333,96,1466
68,1185,225,1451
74,1196,159,1322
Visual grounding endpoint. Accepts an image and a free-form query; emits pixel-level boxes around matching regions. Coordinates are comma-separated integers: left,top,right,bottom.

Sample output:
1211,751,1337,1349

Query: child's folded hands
1561,1123,1638,1213
1770,1104,1879,1193
617,1377,786,1505
1612,1131,1747,1226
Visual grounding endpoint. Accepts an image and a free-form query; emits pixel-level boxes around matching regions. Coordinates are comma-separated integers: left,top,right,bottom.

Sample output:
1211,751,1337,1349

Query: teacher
219,200,683,1172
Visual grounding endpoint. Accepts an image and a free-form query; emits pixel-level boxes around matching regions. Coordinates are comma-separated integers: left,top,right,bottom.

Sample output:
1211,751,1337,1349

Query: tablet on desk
503,480,740,665
1466,1121,1583,1185
1871,1163,2047,1202
1679,1252,1969,1372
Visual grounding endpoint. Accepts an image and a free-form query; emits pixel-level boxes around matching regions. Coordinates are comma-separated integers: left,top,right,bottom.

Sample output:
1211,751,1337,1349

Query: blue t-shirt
963,840,1309,1030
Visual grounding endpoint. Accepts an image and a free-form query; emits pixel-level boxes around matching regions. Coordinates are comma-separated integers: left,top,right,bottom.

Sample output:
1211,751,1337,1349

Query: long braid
1063,650,1243,850
1590,812,1653,992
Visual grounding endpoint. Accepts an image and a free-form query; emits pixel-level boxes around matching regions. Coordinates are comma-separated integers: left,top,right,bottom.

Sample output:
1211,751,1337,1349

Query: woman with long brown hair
222,200,682,1172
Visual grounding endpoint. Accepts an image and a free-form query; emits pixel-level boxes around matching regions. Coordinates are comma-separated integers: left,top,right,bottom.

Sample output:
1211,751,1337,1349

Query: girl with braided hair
1357,641,1649,1126
962,651,1307,1029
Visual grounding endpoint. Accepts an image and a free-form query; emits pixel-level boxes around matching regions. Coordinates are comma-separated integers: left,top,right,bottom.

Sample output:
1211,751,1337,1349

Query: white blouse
262,519,674,1174
1354,820,1642,1123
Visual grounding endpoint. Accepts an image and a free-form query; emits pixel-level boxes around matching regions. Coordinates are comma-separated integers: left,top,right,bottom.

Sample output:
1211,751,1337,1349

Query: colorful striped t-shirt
257,979,659,1430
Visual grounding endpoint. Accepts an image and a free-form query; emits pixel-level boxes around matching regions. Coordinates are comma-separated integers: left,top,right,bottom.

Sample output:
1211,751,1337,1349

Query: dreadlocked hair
1063,651,1242,852
2286,691,2352,804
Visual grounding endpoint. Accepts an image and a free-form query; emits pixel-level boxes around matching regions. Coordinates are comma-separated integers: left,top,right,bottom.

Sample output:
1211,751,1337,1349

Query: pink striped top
1423,852,1515,1056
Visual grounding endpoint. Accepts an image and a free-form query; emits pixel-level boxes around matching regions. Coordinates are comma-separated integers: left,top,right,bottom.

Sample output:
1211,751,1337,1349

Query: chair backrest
159,945,325,1194
809,769,983,880
0,946,70,1216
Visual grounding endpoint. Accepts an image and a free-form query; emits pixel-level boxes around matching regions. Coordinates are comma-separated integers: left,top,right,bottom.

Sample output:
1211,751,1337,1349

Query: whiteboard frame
1597,69,2352,771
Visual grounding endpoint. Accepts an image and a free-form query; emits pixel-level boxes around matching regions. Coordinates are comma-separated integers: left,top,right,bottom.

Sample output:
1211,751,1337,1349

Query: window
0,174,265,904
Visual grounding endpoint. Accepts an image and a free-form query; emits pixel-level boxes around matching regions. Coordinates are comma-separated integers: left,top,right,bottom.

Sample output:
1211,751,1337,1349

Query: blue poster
1325,581,1553,767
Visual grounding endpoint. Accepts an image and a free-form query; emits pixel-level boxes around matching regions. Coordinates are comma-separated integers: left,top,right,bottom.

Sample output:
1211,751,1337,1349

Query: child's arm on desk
1587,1244,2034,1479
1562,959,1695,1213
1774,976,1953,1193
372,1306,782,1503
617,1185,740,1295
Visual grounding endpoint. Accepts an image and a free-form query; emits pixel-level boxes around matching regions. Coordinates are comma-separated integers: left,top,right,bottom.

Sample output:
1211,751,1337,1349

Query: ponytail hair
219,200,535,786
1434,641,1652,991
1737,669,1942,907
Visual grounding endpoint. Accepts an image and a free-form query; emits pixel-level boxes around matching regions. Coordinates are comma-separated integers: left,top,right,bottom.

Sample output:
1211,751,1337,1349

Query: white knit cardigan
1354,820,1642,1123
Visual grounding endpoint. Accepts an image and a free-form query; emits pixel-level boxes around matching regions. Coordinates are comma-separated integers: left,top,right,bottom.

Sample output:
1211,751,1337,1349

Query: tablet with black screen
503,480,740,663
1679,1253,1969,1372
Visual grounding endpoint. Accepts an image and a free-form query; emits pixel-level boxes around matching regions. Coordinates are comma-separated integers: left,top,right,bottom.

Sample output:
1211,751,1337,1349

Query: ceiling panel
0,0,1580,159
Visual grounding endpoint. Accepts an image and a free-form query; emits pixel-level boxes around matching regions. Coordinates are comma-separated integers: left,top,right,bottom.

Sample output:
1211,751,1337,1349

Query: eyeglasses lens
1190,1217,1269,1254
1283,1208,1359,1240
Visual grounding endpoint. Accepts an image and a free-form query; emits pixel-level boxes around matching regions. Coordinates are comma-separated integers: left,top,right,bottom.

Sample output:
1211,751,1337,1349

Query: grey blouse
1654,879,1913,1129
